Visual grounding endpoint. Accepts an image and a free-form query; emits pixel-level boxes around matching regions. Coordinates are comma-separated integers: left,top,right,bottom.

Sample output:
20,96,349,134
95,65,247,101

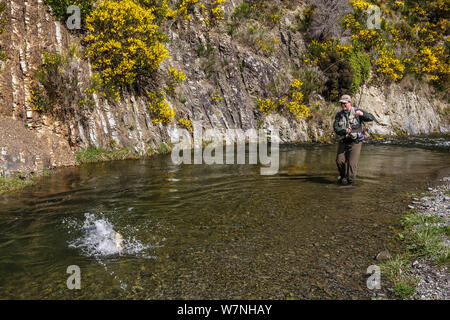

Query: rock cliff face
0,1,448,175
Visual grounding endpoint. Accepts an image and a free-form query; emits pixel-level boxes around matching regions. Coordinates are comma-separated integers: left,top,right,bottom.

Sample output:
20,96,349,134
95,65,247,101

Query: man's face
341,101,352,112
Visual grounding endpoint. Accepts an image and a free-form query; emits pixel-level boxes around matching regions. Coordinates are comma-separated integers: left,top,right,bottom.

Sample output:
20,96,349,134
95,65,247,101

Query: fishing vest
336,107,364,142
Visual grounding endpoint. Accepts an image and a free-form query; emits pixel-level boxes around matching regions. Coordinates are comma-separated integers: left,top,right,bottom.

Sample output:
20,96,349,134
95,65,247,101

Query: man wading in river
333,94,375,186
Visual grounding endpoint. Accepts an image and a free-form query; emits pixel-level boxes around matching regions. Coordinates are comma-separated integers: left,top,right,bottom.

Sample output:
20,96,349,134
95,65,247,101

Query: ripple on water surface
0,140,449,299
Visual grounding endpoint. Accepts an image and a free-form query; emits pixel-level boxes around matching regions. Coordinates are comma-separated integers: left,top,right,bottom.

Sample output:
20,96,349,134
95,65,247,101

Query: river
0,137,449,299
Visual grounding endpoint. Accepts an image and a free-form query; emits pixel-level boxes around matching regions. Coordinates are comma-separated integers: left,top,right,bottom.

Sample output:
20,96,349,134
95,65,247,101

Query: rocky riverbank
377,177,449,300
409,179,449,300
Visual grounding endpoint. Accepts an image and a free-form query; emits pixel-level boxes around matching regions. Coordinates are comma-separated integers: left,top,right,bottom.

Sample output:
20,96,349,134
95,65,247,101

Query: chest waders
337,107,365,142
336,107,364,184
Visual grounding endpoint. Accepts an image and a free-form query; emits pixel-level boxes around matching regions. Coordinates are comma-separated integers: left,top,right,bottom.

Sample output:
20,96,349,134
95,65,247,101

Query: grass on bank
379,254,419,299
0,170,51,195
74,143,173,164
0,175,35,194
75,146,141,164
380,192,450,299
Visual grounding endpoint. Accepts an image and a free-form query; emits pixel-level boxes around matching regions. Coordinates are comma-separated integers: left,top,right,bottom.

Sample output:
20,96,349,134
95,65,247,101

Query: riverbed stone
375,249,391,261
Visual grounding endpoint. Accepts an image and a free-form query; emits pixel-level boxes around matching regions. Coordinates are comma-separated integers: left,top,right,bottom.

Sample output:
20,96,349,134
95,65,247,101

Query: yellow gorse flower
177,118,193,132
211,90,223,100
147,91,175,125
257,78,310,119
168,66,187,83
257,98,278,114
376,47,405,82
84,0,168,97
350,0,370,11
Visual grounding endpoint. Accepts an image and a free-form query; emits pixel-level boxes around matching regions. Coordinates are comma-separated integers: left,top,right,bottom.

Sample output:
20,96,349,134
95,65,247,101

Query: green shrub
33,51,67,110
320,48,353,101
32,49,97,116
295,6,314,32
349,50,371,93
291,64,325,103
232,1,257,21
157,142,170,154
44,0,94,24
196,44,218,78
29,85,50,112
231,0,281,27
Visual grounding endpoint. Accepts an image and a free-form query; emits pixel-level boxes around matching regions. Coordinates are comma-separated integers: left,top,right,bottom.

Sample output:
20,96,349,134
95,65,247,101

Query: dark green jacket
333,107,375,142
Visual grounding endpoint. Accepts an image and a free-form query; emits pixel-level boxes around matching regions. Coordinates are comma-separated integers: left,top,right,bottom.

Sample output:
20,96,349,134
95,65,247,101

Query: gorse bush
231,0,282,28
375,47,405,82
139,0,176,22
295,6,314,32
84,0,169,99
291,64,326,103
29,86,50,112
300,0,449,96
287,79,310,119
175,0,200,20
211,90,223,100
168,66,187,84
256,98,278,114
232,1,257,21
200,0,226,26
177,118,193,132
34,51,67,104
166,66,186,97
414,46,449,88
32,49,96,116
347,0,448,88
257,78,310,120
147,90,175,124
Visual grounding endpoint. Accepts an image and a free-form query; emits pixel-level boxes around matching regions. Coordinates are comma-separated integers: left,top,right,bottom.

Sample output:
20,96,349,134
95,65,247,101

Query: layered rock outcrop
0,1,448,175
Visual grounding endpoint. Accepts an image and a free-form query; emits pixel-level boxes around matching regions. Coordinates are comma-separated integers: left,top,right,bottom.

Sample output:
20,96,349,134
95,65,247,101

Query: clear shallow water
0,139,449,299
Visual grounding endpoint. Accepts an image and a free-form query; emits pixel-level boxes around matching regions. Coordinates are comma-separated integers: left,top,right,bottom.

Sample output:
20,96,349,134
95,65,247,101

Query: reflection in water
0,141,449,299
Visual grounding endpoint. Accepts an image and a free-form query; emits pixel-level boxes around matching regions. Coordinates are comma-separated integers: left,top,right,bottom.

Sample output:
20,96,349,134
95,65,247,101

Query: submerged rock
375,249,391,261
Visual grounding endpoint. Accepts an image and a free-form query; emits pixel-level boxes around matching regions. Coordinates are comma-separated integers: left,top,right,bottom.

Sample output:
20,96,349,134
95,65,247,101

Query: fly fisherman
333,94,375,186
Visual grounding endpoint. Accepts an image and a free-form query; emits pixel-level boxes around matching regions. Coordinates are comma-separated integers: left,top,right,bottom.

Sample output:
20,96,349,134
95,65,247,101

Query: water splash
64,213,156,291
66,213,151,258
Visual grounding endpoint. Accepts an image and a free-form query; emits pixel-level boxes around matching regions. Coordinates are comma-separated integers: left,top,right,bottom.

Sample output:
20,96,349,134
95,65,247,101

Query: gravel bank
408,177,449,300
